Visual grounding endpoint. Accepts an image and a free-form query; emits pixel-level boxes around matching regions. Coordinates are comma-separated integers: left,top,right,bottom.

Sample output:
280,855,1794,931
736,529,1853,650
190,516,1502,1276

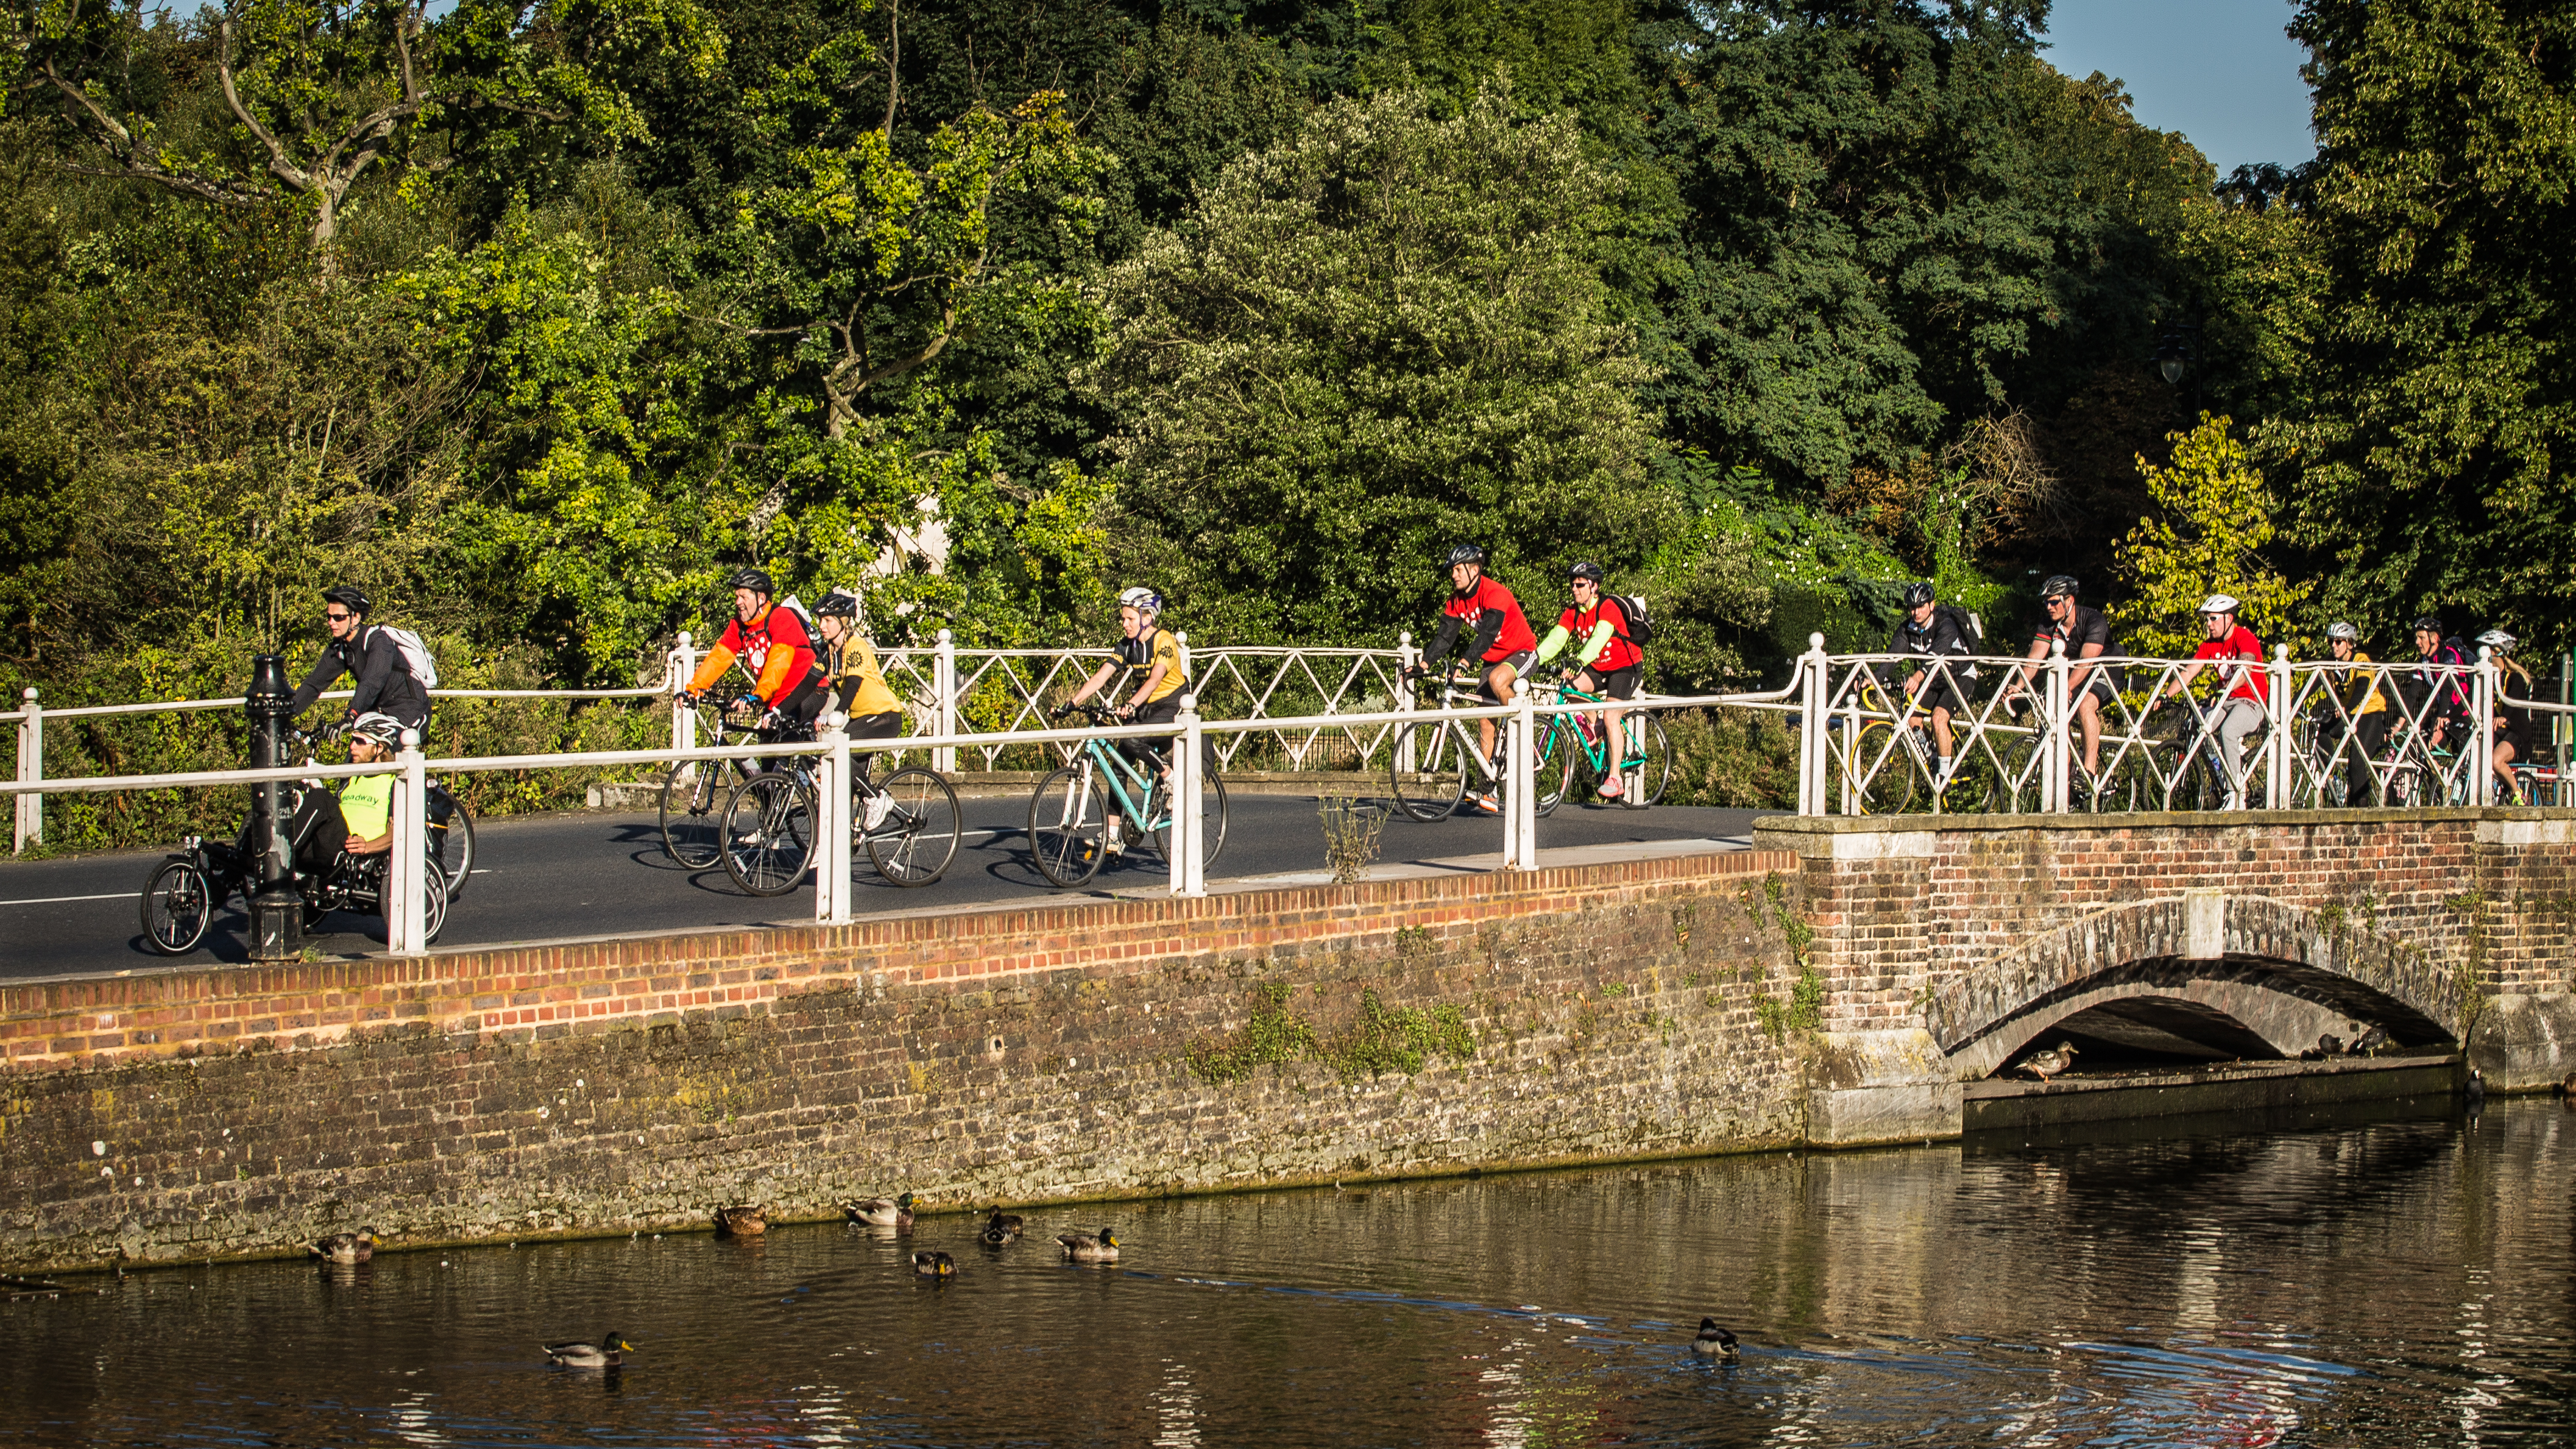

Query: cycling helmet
1902,581,1936,608
1568,561,1605,584
2475,628,2517,654
1117,586,1162,614
350,712,406,748
2038,575,2079,600
1446,544,1487,570
2325,621,2360,642
2411,615,2444,634
321,584,372,617
814,589,860,619
726,567,775,597
2198,594,2241,615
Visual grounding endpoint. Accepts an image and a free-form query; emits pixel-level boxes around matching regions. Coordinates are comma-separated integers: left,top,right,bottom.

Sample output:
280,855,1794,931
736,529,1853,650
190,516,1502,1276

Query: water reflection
0,1099,2566,1446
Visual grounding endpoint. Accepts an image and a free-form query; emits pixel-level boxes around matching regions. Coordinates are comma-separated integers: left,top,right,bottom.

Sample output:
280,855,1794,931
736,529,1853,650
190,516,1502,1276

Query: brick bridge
1757,807,2576,1141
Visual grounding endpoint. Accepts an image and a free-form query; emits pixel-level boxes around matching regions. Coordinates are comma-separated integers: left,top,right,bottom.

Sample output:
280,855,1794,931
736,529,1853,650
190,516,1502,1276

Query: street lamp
2155,306,2204,411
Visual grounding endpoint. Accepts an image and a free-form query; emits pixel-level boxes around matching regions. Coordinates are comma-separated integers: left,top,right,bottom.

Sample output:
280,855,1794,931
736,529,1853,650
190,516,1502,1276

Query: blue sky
2039,0,2316,175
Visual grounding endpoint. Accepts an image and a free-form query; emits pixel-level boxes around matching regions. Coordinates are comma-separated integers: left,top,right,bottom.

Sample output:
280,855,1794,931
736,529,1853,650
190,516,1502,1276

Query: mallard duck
310,1228,378,1264
714,1205,767,1237
2014,1041,2079,1082
1057,1228,1119,1262
1690,1318,1740,1361
913,1250,956,1278
843,1193,915,1229
980,1208,1024,1245
543,1331,637,1367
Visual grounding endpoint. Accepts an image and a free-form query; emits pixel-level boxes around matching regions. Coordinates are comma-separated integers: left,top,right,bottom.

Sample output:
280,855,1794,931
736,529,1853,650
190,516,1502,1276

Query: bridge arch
1924,895,2460,1079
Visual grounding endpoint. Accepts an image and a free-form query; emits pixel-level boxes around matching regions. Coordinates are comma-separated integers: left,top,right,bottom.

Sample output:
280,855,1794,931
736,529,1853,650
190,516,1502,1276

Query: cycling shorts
1578,664,1641,701
1907,673,1967,717
2497,723,2533,760
1478,650,1536,703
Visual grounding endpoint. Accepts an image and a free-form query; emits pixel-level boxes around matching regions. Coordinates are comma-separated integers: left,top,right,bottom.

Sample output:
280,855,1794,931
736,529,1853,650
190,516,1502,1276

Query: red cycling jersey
686,601,820,707
2192,625,2268,704
1557,597,1641,674
1446,576,1537,661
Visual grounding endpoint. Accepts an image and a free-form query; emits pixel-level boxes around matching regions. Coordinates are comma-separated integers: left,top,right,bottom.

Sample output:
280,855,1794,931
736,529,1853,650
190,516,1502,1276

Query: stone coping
1962,1049,2462,1100
1753,805,2576,838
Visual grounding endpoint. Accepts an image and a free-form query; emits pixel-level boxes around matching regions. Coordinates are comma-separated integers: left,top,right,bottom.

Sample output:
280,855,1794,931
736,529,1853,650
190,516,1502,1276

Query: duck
1690,1318,1740,1361
2305,1032,2345,1060
713,1205,767,1237
2014,1041,2079,1082
980,1208,1024,1245
310,1228,378,1264
543,1331,637,1368
913,1250,956,1279
1057,1228,1120,1262
843,1193,915,1229
2351,1024,2392,1057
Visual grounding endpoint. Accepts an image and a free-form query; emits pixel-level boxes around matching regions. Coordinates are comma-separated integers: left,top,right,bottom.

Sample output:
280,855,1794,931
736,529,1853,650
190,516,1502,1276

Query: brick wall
0,852,1810,1273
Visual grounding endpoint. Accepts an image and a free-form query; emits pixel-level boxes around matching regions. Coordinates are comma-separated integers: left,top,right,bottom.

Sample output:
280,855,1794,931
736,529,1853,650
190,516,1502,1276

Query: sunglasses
325,611,353,622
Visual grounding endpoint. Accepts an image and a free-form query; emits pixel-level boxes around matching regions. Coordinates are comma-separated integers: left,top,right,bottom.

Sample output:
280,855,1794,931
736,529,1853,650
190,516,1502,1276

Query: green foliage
1183,980,1475,1085
1184,979,1318,1085
2112,414,2310,656
1658,706,1799,809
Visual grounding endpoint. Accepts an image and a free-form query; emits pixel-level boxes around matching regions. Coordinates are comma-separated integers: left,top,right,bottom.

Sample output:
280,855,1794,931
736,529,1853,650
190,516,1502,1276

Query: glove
759,707,784,731
1050,703,1073,722
1401,663,1427,682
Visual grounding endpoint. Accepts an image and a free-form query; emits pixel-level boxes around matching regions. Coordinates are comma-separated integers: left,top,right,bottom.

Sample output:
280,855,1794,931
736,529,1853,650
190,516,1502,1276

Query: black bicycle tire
1148,768,1232,873
1534,715,1575,817
1388,719,1470,822
1852,721,1919,816
1028,764,1108,887
378,859,450,947
866,767,961,887
723,772,816,896
140,858,216,956
659,759,730,869
1633,712,1675,808
429,784,475,901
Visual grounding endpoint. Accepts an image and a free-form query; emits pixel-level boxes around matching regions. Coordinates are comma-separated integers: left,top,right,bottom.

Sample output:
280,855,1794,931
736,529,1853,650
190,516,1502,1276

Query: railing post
1171,693,1206,897
818,728,854,923
2267,643,2291,810
933,628,958,774
388,729,428,955
670,631,697,759
13,687,37,852
2046,638,2070,813
1507,677,1537,868
2561,650,2573,801
2474,646,2497,807
1395,631,1417,774
1798,637,1826,816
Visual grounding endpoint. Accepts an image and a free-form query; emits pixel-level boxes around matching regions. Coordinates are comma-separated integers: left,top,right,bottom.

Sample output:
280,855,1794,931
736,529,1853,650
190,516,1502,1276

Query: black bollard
246,654,301,961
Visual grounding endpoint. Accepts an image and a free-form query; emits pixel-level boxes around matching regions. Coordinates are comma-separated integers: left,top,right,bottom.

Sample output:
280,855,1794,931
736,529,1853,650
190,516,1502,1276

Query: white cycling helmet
2325,621,2360,642
1117,586,1162,615
2474,628,2517,654
2198,594,2241,615
350,712,407,747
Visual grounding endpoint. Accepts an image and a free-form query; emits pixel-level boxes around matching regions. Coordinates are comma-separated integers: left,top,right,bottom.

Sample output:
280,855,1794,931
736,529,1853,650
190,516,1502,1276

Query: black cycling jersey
1891,609,1973,661
292,626,430,730
2036,604,2113,658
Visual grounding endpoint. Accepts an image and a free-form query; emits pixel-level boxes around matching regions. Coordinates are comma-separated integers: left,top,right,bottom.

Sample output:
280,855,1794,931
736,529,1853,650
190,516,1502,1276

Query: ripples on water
2,1097,2567,1447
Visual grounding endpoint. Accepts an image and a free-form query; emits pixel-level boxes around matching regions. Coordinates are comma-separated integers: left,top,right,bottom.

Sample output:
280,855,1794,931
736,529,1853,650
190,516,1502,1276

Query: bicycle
1387,664,1520,822
1026,701,1230,888
2142,696,2266,811
659,699,766,868
712,716,963,896
140,789,453,955
1530,675,1672,815
295,724,475,901
1840,668,2006,815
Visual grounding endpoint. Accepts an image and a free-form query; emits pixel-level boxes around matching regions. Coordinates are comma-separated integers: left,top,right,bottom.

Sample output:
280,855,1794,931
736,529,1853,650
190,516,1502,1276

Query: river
2,1094,2566,1447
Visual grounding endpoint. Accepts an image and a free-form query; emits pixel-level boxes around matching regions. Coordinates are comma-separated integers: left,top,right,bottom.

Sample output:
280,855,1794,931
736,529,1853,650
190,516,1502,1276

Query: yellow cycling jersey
2337,650,2387,716
1118,628,1187,704
338,773,395,841
824,635,903,718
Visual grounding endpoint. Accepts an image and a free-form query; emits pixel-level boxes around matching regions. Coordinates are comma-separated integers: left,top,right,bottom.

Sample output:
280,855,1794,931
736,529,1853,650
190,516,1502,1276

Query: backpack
370,625,440,689
1937,603,1983,652
1608,593,1655,647
776,594,821,645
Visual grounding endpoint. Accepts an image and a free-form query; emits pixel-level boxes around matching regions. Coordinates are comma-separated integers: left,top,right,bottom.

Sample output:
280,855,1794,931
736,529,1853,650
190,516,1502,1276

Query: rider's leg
2494,732,2523,804
2217,697,2264,806
846,710,903,828
2351,710,2391,806
2075,691,2104,779
1931,705,1956,785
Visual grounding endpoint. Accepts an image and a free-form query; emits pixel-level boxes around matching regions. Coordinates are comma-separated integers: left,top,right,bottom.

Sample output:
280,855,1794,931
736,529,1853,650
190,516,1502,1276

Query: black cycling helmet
2411,614,2444,634
321,584,372,617
2038,575,2079,600
726,567,776,597
1568,561,1605,584
815,589,860,619
1903,581,1936,608
1446,544,1487,570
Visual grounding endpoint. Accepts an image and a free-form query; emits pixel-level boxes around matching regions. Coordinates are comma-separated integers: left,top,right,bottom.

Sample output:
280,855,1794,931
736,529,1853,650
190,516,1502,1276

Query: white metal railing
1792,634,2574,817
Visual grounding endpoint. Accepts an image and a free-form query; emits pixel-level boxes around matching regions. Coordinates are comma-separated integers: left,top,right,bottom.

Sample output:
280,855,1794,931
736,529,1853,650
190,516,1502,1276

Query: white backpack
371,625,441,689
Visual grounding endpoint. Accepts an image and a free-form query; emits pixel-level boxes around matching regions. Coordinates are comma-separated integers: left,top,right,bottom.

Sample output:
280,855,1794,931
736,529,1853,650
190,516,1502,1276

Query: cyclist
1061,587,1189,782
2317,622,2391,806
813,590,906,832
2398,616,2474,754
1531,562,1643,801
2006,575,2115,796
2156,595,2267,811
1405,544,1537,815
2480,629,2537,806
1886,581,1975,792
292,585,431,734
285,712,404,874
681,569,829,741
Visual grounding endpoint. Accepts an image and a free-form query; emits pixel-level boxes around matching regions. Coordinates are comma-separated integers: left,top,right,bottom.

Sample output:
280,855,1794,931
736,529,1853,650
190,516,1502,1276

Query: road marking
1,891,139,907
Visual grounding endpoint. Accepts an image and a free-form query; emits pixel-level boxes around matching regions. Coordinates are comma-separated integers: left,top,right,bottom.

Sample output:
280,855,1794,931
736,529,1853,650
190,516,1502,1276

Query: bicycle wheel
378,860,450,947
140,858,217,956
659,759,731,868
1028,763,1108,887
428,783,475,901
1995,734,2045,812
1534,717,1580,817
1936,745,1995,814
1388,720,1470,821
1627,713,1674,808
1852,721,1920,815
722,772,816,896
865,767,961,887
1150,770,1231,873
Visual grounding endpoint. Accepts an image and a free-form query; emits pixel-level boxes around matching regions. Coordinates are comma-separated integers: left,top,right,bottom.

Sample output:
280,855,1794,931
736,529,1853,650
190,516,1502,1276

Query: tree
2275,0,2575,653
2112,414,2309,657
1093,86,1663,643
